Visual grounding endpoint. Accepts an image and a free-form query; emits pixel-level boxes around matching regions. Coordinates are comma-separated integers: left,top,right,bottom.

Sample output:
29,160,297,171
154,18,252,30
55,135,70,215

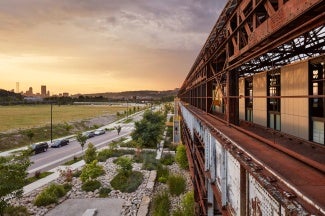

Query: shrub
172,191,195,216
166,126,173,138
46,184,66,197
168,174,186,196
158,177,168,183
59,168,73,182
157,164,169,183
80,160,105,182
81,180,101,192
73,169,82,178
175,144,188,170
3,205,30,216
84,143,97,164
111,171,143,193
160,153,174,165
34,171,41,179
137,151,159,170
115,156,132,175
97,149,112,162
34,184,67,206
97,149,135,162
34,192,57,207
151,190,170,216
99,187,111,198
63,183,72,192
119,140,137,148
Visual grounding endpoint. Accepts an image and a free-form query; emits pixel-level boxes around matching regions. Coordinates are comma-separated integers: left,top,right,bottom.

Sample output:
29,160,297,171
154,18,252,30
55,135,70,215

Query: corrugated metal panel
210,137,216,181
221,147,227,207
226,152,241,215
249,174,281,216
205,129,211,171
207,180,214,216
215,137,223,190
180,104,194,139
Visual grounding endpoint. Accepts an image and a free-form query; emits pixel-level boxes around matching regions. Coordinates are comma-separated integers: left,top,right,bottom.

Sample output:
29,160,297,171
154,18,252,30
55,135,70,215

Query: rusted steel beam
179,0,324,96
182,103,325,214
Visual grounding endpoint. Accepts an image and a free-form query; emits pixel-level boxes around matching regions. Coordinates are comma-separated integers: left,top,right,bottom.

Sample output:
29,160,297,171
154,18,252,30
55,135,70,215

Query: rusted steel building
177,0,324,215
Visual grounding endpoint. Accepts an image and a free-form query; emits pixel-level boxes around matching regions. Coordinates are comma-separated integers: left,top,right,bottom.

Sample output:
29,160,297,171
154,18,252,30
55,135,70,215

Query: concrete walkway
45,198,124,216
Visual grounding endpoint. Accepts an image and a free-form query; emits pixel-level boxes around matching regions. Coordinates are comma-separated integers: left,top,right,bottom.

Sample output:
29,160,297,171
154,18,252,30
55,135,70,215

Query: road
28,120,138,174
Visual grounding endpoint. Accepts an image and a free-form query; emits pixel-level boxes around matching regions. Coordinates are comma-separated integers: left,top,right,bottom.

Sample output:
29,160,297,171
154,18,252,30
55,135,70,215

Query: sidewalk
24,160,85,195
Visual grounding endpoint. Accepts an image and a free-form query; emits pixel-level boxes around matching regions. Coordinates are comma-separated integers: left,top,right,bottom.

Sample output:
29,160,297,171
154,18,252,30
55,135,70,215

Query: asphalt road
28,122,136,174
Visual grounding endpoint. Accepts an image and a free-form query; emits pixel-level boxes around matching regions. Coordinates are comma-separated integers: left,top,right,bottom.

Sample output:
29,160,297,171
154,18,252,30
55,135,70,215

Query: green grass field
0,104,127,132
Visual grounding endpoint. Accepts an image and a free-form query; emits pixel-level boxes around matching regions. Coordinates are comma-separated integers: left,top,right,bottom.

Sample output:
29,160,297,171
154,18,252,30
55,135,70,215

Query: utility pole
126,99,129,120
51,102,53,143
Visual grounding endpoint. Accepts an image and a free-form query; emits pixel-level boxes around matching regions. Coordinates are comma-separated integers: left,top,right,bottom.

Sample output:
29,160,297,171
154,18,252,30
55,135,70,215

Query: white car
94,129,105,136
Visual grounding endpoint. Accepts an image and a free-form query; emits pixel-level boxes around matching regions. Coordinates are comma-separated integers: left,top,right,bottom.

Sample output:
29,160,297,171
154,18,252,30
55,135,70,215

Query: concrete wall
239,78,245,120
281,61,309,140
253,72,267,127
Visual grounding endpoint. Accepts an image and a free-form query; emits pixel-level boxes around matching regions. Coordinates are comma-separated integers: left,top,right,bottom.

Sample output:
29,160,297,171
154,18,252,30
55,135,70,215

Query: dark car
31,142,49,154
82,131,95,138
51,139,69,148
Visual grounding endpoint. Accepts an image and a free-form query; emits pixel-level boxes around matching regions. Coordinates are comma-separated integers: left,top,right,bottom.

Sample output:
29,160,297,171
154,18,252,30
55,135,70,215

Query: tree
135,138,144,157
84,143,97,164
131,111,165,148
0,151,31,215
26,130,34,144
76,133,88,153
115,125,122,135
80,160,104,182
116,156,132,176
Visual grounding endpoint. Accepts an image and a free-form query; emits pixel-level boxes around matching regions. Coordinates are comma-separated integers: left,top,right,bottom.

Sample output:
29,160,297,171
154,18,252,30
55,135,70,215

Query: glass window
313,121,324,145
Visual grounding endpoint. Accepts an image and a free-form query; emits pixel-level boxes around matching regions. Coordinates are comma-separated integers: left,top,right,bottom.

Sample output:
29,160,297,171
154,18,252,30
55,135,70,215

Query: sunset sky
0,0,226,95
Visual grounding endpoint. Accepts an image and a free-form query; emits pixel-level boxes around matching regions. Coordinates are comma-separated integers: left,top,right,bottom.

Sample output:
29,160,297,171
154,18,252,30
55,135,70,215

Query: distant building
62,92,69,97
16,82,19,94
41,85,46,97
25,87,33,96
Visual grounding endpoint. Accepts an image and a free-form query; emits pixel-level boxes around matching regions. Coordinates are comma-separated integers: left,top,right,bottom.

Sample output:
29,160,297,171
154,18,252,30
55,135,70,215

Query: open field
0,104,128,132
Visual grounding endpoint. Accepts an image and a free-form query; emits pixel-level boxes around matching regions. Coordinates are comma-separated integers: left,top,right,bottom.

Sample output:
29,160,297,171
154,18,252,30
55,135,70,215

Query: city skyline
0,1,226,94
12,83,69,97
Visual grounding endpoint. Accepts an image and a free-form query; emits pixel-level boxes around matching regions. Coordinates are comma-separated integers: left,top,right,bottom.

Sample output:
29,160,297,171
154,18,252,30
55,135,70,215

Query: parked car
51,139,69,148
82,131,95,138
94,129,105,136
31,142,49,154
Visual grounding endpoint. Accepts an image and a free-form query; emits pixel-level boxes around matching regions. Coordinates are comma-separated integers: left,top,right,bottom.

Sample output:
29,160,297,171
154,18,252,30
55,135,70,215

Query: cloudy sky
0,0,226,95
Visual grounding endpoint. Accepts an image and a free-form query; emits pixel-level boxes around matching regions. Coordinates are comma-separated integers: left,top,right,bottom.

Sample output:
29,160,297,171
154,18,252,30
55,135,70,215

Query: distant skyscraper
16,82,19,93
41,85,46,97
26,87,33,96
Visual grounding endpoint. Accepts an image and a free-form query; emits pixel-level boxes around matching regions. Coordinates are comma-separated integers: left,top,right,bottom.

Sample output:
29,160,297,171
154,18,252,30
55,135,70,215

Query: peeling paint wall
179,103,302,215
226,152,241,215
249,175,283,216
